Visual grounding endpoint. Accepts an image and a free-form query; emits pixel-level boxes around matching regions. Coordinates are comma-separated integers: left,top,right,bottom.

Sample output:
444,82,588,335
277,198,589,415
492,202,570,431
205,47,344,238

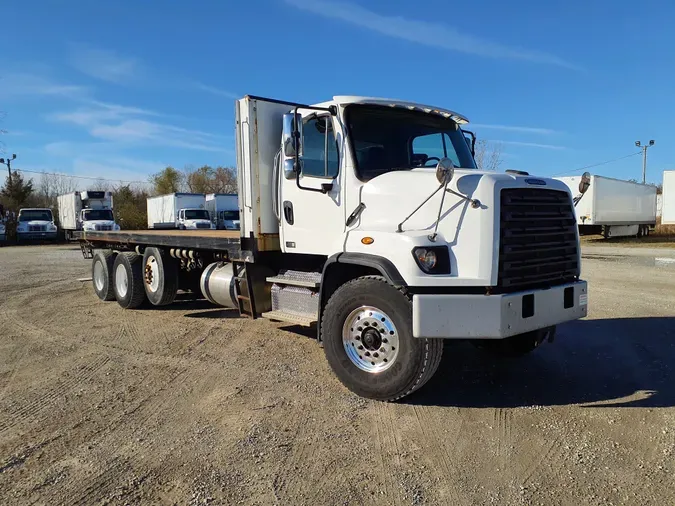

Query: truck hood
358,167,573,237
184,219,213,227
18,220,54,227
355,168,575,285
82,220,118,229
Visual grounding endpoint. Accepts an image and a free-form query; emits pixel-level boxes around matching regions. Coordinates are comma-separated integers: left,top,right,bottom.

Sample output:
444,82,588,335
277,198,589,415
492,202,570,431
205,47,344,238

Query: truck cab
16,208,58,241
80,208,120,232
177,208,215,230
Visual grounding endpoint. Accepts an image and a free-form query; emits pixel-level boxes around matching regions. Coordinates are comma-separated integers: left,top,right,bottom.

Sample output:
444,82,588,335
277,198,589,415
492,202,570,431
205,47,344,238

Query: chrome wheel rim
144,256,159,293
115,263,128,298
93,260,105,291
342,306,399,373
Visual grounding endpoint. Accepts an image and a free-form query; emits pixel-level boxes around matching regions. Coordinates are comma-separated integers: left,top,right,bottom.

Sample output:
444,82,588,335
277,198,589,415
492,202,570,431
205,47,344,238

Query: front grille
195,223,211,229
498,188,579,291
29,225,46,232
95,224,112,231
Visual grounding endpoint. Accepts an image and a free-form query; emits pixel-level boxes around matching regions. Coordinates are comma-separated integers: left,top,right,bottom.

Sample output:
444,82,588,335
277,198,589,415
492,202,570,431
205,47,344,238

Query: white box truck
146,193,215,230
662,171,675,225
205,193,240,230
58,191,119,240
556,175,657,238
75,94,588,401
16,208,58,241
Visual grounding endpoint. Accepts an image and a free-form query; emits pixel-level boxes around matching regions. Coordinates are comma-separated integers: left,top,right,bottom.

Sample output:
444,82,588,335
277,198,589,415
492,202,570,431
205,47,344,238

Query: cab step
266,270,321,289
261,310,317,327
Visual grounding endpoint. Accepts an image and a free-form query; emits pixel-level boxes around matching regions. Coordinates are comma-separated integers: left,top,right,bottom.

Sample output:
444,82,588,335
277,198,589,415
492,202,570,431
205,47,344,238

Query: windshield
221,210,240,221
184,209,210,220
83,209,114,221
346,105,477,181
19,210,53,222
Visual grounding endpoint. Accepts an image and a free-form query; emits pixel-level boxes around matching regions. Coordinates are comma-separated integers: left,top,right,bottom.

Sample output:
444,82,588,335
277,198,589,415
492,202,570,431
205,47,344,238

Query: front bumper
412,281,588,339
17,231,58,241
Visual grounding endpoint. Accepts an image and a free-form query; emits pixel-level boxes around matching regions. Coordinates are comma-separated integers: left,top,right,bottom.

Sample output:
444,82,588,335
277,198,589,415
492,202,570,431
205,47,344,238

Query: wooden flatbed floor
74,229,242,255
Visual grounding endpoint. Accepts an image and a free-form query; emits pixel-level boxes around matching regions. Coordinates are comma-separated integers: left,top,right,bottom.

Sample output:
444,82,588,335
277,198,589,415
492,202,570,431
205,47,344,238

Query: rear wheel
142,247,179,306
322,276,443,401
113,252,146,309
92,250,116,301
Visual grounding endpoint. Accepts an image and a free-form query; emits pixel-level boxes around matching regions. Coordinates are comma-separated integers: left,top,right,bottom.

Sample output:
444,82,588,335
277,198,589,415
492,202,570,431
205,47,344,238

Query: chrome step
261,310,317,327
266,270,321,289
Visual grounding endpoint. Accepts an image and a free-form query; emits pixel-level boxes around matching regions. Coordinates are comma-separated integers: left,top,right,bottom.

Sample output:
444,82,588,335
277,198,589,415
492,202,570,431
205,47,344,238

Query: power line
12,167,153,186
551,151,642,177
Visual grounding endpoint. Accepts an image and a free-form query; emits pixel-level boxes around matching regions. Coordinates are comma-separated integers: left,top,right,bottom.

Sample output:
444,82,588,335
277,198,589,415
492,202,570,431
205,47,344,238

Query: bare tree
34,172,78,208
474,140,504,172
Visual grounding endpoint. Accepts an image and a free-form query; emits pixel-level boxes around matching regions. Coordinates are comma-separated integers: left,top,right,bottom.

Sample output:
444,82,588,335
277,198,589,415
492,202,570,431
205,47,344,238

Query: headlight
49,223,57,231
17,224,26,231
412,246,450,274
415,248,437,270
114,223,121,231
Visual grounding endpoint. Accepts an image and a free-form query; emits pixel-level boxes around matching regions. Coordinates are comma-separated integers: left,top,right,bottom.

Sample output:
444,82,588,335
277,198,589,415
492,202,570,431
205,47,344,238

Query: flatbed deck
75,229,242,254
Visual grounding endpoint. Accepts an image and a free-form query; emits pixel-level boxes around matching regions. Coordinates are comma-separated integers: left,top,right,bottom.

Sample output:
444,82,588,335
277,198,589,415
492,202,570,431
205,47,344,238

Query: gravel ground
0,243,674,505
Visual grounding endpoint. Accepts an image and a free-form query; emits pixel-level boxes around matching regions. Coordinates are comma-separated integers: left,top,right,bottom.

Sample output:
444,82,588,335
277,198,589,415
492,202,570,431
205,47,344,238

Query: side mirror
282,113,303,158
436,157,455,185
579,171,591,194
283,159,298,180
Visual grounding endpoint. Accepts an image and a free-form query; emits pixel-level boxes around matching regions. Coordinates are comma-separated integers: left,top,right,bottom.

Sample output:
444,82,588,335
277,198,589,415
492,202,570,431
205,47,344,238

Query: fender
317,252,406,342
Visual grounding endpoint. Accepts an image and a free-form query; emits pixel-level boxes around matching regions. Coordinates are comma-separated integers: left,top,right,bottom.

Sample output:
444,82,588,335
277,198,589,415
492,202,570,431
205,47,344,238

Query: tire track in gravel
60,366,192,506
271,409,313,504
412,405,466,505
0,355,111,435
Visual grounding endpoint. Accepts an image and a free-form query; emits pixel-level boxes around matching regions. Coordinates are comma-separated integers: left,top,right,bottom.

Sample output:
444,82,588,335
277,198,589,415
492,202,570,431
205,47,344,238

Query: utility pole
0,153,17,186
634,140,654,184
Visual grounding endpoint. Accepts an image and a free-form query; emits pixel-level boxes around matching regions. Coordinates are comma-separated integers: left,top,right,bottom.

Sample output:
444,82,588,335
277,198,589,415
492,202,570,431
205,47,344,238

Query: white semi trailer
205,193,240,230
76,94,589,401
556,175,657,238
662,171,675,225
146,193,215,230
58,191,119,240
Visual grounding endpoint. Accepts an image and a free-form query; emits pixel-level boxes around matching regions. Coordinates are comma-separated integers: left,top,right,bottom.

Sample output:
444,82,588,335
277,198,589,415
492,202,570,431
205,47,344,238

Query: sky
1,0,674,188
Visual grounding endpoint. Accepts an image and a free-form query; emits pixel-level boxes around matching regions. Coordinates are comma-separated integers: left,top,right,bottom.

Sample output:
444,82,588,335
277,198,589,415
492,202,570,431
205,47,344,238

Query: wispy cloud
50,100,230,152
284,0,577,69
0,73,88,99
70,46,140,84
194,82,239,99
493,140,566,150
470,124,558,135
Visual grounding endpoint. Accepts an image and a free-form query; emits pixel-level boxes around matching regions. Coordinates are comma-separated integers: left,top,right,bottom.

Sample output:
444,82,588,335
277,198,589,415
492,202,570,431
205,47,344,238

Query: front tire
92,250,116,301
322,276,443,401
113,252,147,309
142,247,179,306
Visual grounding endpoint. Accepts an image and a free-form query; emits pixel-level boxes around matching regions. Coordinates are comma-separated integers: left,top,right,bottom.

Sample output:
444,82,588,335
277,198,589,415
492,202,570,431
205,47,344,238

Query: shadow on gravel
410,317,675,409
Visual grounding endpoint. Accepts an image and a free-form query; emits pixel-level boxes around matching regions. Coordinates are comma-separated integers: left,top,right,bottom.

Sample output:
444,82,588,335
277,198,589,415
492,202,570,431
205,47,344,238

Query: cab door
279,114,344,255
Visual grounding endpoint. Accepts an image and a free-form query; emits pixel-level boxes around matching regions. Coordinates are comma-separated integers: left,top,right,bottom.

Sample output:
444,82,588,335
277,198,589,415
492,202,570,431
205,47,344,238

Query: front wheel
322,276,443,401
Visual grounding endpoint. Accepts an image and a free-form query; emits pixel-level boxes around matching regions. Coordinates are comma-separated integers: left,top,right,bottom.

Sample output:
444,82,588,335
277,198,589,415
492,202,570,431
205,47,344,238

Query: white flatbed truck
76,94,589,401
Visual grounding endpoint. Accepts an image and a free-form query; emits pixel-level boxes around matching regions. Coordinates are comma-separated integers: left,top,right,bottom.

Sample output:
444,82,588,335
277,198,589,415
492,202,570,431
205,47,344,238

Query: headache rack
498,188,579,291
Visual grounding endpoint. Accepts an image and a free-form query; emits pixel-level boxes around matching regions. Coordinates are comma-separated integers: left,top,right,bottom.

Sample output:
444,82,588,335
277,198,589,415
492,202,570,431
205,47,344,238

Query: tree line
0,165,237,234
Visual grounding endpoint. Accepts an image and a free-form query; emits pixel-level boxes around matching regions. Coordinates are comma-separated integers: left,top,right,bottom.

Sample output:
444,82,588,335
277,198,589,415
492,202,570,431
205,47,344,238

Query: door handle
283,201,294,225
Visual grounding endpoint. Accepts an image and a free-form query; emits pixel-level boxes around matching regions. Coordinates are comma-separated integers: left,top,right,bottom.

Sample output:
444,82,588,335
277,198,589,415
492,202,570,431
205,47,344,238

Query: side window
302,116,339,178
412,133,461,167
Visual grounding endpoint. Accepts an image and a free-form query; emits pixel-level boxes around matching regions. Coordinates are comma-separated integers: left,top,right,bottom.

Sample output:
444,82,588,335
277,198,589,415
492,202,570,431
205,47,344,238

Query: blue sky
1,0,674,188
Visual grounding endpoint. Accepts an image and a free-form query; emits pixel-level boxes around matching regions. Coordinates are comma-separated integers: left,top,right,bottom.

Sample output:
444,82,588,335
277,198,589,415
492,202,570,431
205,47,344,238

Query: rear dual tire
92,250,116,301
142,247,179,306
113,252,147,309
322,276,443,402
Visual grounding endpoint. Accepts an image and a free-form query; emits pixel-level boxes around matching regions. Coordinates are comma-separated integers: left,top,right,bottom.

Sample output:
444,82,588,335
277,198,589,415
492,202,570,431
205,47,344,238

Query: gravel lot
1,243,674,505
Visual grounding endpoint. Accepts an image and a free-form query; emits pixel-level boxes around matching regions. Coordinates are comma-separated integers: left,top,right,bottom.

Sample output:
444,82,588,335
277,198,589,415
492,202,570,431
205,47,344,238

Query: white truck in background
662,171,675,225
556,175,657,238
205,193,240,230
76,94,589,401
147,193,215,230
58,191,119,240
16,208,58,241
